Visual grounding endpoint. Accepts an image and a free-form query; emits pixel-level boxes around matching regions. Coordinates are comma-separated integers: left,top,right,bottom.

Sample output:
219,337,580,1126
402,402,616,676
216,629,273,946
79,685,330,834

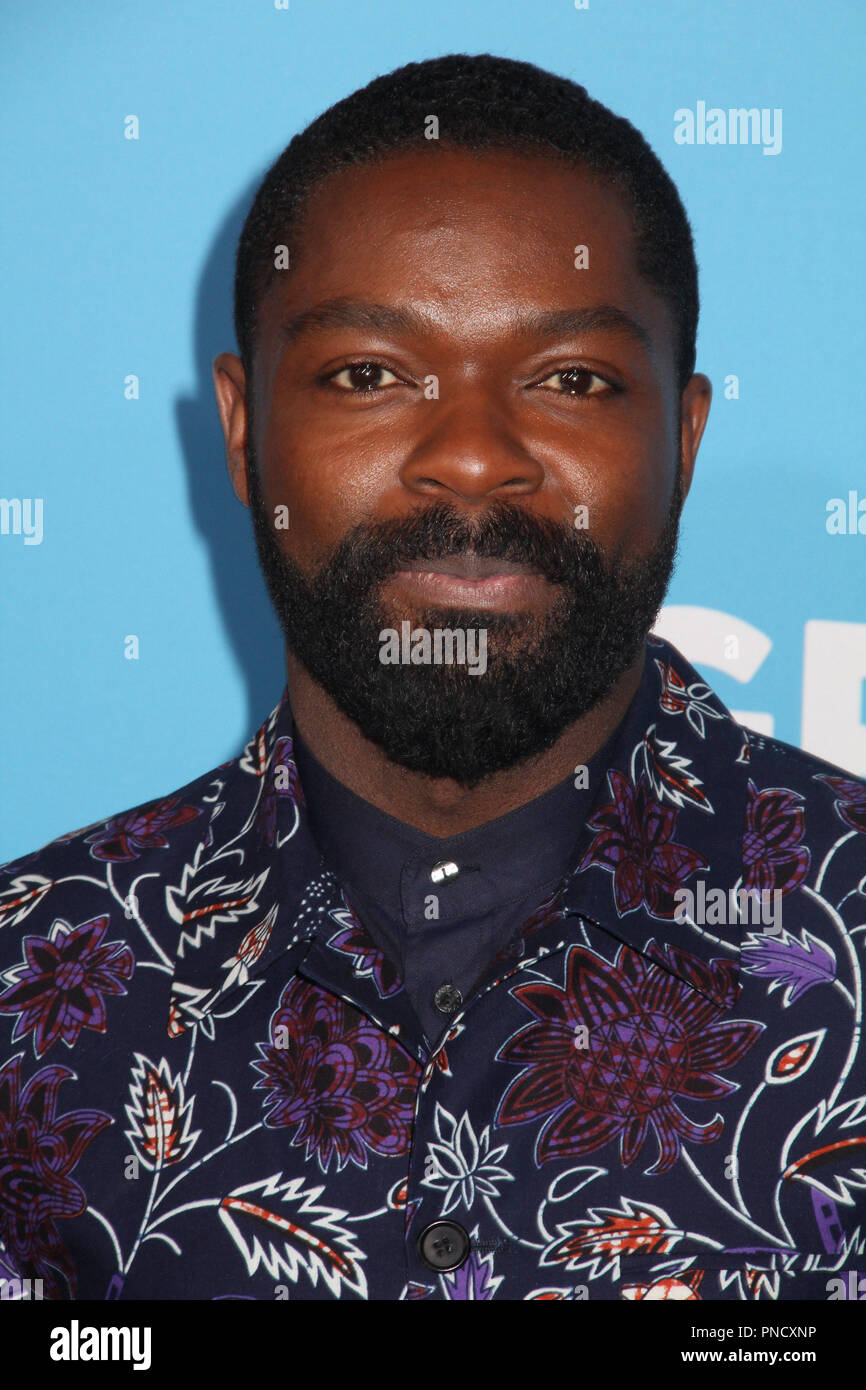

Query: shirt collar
291,716,621,928
166,633,754,1041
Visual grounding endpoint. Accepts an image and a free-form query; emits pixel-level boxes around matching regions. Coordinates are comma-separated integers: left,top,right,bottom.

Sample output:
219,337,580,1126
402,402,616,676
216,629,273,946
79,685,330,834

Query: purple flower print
85,796,200,862
578,770,708,917
0,915,134,1056
0,1055,111,1297
252,978,420,1172
258,737,303,845
816,776,866,835
328,900,403,998
496,941,762,1174
742,780,810,896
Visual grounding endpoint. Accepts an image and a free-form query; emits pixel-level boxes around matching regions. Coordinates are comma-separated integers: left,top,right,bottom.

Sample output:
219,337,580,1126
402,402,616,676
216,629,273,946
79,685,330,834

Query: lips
400,553,536,579
384,551,556,613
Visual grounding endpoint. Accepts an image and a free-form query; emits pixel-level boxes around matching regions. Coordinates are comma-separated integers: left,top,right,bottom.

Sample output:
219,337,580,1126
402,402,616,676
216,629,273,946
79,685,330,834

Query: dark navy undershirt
293,725,620,1049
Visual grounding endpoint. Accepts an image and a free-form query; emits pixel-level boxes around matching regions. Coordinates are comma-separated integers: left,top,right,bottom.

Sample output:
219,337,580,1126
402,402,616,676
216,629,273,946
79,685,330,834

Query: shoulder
0,715,273,957
739,727,866,874
742,725,866,799
2,762,222,883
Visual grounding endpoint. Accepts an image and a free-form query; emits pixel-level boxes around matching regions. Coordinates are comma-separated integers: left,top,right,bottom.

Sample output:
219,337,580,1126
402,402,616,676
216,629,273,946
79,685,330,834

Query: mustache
307,500,608,591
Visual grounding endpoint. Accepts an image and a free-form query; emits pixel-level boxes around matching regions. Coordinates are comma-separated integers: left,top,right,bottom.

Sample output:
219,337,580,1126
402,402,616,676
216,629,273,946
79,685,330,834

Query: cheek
535,406,677,550
258,418,399,568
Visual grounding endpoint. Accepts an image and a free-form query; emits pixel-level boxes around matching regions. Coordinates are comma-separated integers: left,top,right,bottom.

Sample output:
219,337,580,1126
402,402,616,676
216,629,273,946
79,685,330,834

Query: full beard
247,454,683,788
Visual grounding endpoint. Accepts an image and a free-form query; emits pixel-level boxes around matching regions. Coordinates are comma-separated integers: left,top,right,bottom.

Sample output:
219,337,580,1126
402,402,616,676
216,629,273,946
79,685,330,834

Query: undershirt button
430,860,460,884
434,982,463,1015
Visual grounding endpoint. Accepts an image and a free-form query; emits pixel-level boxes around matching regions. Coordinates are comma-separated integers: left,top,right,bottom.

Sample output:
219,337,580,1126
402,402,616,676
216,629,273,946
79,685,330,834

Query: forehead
256,145,673,368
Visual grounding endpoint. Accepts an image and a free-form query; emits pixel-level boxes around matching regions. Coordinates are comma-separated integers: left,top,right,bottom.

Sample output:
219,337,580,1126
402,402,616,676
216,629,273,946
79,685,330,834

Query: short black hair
234,53,699,395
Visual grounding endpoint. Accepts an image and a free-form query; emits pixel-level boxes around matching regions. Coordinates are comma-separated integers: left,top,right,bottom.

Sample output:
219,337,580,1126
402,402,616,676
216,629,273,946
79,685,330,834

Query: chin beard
247,459,683,787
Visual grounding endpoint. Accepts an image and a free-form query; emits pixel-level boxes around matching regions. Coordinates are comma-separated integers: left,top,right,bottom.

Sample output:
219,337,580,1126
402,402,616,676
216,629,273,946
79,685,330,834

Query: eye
534,366,615,397
324,361,403,392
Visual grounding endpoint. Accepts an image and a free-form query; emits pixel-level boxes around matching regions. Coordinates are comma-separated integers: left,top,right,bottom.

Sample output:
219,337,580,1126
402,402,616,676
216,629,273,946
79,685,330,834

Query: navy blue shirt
293,724,621,1048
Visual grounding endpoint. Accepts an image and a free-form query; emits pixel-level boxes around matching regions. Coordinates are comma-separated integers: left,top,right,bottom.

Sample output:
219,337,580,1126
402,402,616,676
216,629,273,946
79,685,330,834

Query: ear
678,372,712,502
212,352,250,506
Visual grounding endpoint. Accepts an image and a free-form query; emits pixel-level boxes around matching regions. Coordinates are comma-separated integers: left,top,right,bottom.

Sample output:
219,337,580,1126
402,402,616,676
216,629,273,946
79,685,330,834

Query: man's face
227,147,709,785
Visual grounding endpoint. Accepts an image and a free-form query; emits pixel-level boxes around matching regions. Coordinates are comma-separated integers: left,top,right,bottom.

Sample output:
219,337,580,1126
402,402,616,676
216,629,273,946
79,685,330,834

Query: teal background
1,0,864,861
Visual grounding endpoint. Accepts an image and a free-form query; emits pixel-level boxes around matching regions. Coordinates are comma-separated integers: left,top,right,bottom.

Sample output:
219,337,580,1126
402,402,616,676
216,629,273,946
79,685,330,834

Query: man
1,54,864,1303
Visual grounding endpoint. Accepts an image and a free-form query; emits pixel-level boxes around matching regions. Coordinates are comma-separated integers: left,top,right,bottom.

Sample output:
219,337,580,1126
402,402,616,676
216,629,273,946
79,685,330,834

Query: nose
398,385,545,502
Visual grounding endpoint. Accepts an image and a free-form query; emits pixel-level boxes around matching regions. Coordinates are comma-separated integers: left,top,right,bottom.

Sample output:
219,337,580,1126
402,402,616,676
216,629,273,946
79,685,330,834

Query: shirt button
430,860,459,884
417,1220,471,1272
434,982,463,1016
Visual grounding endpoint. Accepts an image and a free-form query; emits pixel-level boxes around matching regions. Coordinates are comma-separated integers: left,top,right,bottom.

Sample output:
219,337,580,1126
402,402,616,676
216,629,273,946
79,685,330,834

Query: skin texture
213,146,712,836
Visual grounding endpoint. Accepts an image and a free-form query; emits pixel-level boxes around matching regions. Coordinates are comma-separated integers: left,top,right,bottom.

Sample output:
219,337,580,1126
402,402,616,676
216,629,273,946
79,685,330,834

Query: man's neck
284,645,645,838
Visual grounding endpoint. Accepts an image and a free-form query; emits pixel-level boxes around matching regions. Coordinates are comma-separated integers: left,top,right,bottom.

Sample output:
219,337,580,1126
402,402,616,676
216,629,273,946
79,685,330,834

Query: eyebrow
278,297,653,354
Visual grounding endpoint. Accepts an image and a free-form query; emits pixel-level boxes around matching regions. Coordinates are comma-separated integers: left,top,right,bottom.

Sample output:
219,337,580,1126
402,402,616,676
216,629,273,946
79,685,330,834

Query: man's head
214,54,711,787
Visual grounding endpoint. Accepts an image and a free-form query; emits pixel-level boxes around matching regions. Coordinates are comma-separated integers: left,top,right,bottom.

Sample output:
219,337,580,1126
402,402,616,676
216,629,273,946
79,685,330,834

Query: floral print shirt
1,633,865,1302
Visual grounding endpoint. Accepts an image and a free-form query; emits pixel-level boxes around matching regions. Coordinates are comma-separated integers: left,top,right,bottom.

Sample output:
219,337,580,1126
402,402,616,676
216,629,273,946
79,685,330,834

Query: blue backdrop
2,0,864,862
